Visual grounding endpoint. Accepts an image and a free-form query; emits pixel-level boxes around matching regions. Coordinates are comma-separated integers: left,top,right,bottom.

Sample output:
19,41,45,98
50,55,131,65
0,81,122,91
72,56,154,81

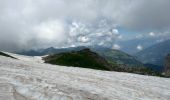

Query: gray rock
165,54,170,77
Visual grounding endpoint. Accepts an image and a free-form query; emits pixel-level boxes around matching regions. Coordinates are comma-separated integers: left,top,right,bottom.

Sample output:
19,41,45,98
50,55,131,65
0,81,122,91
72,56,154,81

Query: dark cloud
0,0,170,52
117,0,170,30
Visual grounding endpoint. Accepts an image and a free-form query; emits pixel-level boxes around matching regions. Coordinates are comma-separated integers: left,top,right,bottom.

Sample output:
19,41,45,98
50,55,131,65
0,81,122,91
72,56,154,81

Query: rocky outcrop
165,54,170,77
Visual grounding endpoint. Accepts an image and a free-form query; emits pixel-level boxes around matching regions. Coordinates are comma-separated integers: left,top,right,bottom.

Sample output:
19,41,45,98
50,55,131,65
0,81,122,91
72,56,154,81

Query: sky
0,0,170,52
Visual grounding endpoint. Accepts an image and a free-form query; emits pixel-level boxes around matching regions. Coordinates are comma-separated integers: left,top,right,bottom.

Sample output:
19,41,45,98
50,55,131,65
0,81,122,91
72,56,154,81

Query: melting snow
0,52,170,100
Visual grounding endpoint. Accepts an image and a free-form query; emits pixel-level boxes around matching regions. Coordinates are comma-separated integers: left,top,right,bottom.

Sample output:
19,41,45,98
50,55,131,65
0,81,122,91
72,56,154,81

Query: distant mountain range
89,46,142,66
117,36,170,55
18,42,170,73
135,39,170,67
18,46,86,56
117,38,157,54
18,46,142,67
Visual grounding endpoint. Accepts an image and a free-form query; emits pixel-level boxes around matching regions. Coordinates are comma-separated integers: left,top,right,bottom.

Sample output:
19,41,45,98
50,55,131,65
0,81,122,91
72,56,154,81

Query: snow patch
0,54,170,100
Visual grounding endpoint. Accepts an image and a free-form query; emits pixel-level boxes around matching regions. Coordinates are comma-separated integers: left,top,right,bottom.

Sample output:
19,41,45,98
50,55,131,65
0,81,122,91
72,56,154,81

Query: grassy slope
92,48,142,66
43,49,163,77
43,49,117,71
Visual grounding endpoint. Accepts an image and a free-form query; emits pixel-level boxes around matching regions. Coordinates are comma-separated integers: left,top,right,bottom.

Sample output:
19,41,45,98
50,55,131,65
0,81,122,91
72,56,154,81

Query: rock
165,54,170,77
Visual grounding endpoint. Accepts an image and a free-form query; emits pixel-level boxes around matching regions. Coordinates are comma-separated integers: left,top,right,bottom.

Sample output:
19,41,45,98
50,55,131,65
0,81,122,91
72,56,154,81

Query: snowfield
0,53,170,100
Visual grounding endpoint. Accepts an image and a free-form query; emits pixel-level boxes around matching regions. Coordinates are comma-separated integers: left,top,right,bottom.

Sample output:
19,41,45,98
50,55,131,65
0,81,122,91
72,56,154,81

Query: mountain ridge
43,48,113,71
18,46,142,67
135,39,170,66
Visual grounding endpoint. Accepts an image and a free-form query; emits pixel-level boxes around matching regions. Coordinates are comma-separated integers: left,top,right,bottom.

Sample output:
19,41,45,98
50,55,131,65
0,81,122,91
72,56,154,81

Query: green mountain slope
43,48,162,76
90,46,142,66
43,48,115,71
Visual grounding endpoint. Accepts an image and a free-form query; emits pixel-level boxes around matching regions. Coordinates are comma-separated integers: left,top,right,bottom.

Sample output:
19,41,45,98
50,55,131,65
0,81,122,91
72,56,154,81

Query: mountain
18,46,142,67
43,48,114,71
18,46,87,56
135,39,170,66
116,38,157,54
43,48,162,76
89,46,142,66
116,36,170,55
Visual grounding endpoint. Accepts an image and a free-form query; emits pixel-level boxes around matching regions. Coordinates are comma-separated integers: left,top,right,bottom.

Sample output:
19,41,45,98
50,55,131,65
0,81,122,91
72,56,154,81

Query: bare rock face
165,54,170,77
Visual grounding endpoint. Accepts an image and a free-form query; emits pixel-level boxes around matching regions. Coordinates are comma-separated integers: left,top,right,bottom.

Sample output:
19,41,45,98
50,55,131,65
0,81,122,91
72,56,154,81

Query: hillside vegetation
43,48,114,71
43,48,163,76
90,46,142,66
19,46,143,67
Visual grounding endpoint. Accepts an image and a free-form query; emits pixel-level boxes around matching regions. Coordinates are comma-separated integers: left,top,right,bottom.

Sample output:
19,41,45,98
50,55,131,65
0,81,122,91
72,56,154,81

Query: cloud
67,20,119,47
149,32,155,37
77,36,89,43
112,44,121,50
137,45,143,51
114,0,170,30
0,0,170,52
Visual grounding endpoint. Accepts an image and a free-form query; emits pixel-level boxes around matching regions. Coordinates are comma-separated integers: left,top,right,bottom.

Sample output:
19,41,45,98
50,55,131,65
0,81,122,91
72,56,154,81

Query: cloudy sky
0,0,170,52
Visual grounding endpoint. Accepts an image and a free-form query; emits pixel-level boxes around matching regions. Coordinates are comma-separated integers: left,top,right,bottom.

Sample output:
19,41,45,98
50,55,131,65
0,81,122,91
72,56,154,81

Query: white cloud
149,32,155,37
112,44,121,50
96,33,104,37
98,41,104,46
34,20,65,41
67,20,119,48
135,34,144,39
112,29,119,35
118,35,123,39
77,36,89,43
137,45,143,51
